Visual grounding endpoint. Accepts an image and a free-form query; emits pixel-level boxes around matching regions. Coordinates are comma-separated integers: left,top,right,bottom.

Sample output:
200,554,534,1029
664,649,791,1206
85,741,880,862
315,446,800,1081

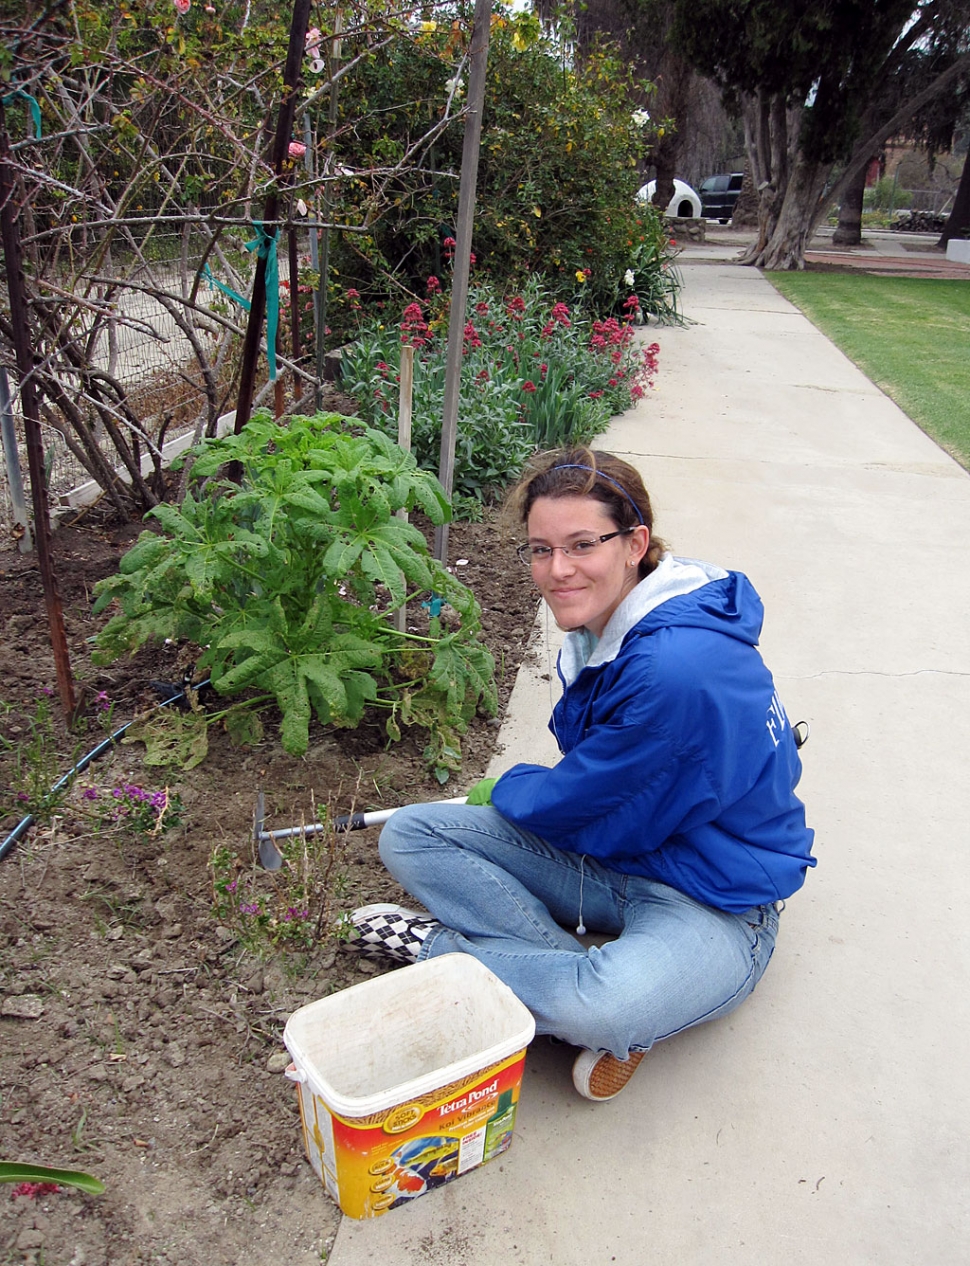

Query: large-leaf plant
92,412,497,777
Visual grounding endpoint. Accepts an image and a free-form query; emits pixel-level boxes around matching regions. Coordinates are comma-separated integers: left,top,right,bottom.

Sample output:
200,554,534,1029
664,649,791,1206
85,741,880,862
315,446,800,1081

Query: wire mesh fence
0,219,316,539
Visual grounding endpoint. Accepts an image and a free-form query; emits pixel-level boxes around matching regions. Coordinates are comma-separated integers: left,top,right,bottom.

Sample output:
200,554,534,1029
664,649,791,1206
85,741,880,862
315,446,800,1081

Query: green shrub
863,175,912,212
321,11,680,338
91,413,496,780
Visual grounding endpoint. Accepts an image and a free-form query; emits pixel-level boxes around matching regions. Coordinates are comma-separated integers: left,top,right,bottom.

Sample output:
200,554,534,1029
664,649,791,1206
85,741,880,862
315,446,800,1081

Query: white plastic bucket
283,953,536,1218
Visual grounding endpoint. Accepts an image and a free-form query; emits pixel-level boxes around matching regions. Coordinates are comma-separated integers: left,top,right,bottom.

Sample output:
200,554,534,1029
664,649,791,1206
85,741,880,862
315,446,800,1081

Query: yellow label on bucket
382,1102,424,1133
295,1049,527,1219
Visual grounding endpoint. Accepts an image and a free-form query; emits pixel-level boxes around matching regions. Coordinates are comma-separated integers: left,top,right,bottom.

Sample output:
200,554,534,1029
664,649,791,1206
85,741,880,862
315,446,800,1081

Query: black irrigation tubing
0,679,211,864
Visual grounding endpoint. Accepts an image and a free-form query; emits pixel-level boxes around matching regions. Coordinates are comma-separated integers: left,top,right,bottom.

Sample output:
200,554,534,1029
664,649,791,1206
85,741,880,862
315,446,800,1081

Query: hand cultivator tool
254,791,469,871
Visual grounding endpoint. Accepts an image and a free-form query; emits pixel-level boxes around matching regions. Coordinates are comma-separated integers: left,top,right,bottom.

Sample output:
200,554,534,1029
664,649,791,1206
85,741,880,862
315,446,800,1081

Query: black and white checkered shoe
349,903,442,964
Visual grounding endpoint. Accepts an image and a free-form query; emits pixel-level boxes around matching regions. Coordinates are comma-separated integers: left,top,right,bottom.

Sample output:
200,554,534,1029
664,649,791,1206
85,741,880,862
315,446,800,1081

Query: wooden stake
394,345,414,635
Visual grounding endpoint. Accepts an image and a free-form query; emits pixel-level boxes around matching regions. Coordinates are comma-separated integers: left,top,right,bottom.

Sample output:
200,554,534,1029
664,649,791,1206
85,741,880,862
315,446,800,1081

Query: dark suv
699,172,743,222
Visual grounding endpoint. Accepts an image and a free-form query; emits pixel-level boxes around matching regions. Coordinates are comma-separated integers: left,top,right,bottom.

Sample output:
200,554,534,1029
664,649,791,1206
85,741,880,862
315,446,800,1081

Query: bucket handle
283,1062,306,1084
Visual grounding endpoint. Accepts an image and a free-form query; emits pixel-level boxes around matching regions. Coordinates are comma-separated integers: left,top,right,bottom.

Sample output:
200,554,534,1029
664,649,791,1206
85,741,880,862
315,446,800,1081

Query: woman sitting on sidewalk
351,447,815,1101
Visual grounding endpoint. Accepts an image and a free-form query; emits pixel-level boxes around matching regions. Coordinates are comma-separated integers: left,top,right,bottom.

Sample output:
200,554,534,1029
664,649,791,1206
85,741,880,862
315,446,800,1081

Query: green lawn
767,272,970,470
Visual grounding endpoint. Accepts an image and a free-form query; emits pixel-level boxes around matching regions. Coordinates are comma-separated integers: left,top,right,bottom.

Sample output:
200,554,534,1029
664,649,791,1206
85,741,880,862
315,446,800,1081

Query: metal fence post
0,365,32,552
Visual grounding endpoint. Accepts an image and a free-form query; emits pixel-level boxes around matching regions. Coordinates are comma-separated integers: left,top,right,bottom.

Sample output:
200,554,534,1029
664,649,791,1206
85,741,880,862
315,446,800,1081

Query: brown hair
504,447,667,578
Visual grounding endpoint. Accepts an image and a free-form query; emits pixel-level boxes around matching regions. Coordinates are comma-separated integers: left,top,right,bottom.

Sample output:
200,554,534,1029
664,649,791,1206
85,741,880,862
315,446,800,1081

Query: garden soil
0,495,538,1265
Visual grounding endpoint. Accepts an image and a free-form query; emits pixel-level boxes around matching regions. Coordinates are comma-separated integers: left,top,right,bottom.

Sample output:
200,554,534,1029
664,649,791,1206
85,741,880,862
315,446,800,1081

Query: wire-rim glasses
515,528,634,565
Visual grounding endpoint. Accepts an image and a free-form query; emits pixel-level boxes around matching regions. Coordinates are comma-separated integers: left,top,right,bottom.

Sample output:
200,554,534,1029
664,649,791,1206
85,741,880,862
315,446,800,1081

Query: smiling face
526,495,650,637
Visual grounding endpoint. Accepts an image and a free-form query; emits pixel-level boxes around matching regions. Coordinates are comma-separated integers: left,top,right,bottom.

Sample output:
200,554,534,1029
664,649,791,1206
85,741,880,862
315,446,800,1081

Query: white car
636,179,702,219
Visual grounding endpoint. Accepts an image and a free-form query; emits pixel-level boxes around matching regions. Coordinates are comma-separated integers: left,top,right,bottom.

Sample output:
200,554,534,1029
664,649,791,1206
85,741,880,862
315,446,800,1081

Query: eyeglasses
515,529,634,565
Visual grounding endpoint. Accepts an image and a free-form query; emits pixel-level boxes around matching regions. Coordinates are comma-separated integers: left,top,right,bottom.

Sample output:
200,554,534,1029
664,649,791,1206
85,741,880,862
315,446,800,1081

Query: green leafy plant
1,1161,105,1197
91,413,496,778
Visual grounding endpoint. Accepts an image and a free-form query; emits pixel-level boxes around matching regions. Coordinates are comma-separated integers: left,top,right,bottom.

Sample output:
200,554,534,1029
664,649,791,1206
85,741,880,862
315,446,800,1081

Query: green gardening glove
465,777,498,806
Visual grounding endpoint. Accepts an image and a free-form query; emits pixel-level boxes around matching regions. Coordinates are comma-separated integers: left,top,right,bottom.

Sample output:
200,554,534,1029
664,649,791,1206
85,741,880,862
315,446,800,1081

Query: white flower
624,268,635,287
445,77,464,98
631,109,651,127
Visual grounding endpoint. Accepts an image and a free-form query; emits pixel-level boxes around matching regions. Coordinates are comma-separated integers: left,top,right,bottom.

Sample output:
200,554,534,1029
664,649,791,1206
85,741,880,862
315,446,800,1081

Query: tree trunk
738,92,791,263
651,161,676,215
731,164,759,228
744,153,829,269
832,161,869,247
938,157,970,248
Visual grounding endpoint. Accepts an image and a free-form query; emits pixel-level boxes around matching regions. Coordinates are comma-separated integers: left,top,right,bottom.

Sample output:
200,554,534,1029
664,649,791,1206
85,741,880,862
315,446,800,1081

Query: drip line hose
0,679,211,864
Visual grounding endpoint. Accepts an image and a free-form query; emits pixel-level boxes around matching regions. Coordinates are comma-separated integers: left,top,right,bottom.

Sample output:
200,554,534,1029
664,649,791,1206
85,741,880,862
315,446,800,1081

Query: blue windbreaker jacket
491,555,816,913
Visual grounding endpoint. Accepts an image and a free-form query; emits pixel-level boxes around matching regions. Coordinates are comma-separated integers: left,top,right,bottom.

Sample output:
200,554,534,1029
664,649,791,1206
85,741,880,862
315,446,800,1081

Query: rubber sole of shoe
572,1048,647,1101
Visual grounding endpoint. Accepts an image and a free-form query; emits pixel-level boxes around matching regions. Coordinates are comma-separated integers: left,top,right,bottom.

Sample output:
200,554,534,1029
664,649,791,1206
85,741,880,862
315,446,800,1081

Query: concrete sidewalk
328,256,970,1264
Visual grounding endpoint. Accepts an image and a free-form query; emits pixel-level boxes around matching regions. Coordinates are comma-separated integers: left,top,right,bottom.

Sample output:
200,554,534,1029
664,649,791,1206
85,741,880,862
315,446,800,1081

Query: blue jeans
379,804,780,1059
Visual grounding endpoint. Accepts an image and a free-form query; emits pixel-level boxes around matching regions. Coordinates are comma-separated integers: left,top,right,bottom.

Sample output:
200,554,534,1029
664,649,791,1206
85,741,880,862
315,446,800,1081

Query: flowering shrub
80,783,184,836
341,276,659,500
318,12,681,341
210,823,349,953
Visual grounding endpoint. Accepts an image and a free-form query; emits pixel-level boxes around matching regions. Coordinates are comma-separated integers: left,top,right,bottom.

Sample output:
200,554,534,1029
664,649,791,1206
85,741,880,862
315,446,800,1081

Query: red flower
521,380,537,393
400,301,430,347
426,275,441,294
463,320,482,349
346,288,360,299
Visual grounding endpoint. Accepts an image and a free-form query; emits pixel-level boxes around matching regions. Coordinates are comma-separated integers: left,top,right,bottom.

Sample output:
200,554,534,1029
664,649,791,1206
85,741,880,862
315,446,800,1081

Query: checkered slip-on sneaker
349,903,442,965
571,1048,647,1101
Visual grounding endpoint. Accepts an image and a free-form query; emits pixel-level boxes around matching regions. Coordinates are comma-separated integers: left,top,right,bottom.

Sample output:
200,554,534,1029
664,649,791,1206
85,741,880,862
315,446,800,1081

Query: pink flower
11,1182,60,1199
426,275,441,294
288,142,307,160
174,0,190,13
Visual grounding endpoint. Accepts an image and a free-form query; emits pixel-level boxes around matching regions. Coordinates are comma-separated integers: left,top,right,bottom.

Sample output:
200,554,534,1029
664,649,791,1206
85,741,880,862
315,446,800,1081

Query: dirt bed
0,494,538,1265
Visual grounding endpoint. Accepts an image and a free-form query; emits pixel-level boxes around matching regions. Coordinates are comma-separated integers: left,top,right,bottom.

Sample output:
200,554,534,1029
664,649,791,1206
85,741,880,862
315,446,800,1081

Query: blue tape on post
203,262,251,311
2,90,42,139
245,221,280,382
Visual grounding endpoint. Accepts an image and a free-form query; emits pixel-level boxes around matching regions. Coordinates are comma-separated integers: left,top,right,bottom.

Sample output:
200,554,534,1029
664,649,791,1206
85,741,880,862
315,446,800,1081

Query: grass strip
767,272,970,470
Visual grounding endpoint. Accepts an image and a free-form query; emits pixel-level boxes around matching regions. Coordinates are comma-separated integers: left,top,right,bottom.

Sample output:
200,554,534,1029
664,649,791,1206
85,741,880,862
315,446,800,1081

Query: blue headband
550,464,645,525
